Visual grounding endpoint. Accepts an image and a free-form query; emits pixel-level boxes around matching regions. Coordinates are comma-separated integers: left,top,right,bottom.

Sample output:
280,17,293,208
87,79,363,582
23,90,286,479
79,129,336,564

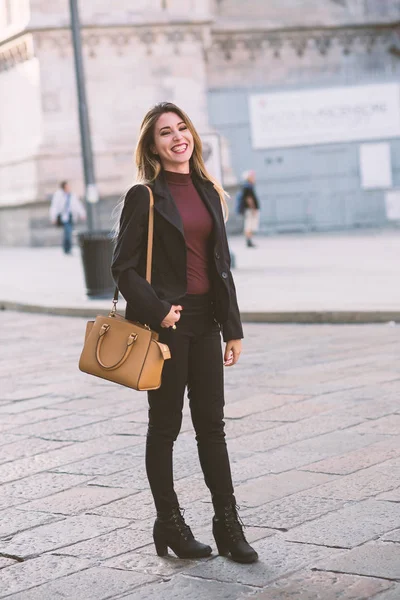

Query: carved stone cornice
210,23,400,60
31,25,207,58
0,36,34,73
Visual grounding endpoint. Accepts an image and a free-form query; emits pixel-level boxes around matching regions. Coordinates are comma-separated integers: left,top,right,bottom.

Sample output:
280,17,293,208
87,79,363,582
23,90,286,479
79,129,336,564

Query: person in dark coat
112,102,258,564
237,170,260,247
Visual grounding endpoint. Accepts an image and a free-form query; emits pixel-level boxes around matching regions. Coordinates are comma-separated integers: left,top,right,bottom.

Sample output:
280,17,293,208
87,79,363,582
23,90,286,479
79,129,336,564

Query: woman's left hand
224,339,242,367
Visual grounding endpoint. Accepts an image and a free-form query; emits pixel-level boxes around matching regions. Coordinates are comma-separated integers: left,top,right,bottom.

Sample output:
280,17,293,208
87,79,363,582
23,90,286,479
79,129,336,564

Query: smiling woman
152,113,194,172
111,102,258,565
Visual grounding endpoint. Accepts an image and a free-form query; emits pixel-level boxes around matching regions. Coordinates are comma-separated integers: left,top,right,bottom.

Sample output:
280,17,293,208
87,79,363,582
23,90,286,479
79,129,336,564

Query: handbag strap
112,185,155,309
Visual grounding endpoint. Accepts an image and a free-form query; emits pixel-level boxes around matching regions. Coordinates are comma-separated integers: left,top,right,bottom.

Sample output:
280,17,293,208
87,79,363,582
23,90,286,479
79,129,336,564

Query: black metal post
69,0,96,231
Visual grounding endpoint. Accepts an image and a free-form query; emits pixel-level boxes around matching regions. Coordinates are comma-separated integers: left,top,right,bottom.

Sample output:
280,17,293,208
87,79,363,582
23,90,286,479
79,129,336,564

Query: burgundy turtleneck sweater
165,170,213,295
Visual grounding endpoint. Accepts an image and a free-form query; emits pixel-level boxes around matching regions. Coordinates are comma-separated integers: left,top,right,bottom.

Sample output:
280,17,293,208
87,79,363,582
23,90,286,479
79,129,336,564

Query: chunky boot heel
153,530,168,557
213,526,229,557
213,498,258,564
153,507,212,559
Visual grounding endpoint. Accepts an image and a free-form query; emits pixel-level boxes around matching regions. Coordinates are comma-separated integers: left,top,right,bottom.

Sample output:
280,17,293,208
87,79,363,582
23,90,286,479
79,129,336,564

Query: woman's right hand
161,305,183,328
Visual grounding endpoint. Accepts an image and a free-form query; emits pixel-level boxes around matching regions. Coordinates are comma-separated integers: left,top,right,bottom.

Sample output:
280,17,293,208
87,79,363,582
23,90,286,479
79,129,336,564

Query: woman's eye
160,131,170,136
179,126,188,131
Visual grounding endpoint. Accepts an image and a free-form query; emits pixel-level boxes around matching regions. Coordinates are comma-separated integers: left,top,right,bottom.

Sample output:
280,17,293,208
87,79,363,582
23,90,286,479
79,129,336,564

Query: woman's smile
171,143,189,154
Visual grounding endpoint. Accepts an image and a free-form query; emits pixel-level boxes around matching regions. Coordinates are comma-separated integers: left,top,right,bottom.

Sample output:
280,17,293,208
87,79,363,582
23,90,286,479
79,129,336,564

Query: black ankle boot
153,507,212,559
213,500,258,563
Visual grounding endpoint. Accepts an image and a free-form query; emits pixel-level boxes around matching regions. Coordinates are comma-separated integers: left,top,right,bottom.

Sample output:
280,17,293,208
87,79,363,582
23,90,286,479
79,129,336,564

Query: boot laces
171,507,193,541
224,504,246,542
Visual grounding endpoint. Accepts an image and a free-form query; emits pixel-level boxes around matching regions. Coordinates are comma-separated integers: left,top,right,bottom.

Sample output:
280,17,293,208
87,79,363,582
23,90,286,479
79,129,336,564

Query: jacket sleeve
218,198,244,342
111,185,171,325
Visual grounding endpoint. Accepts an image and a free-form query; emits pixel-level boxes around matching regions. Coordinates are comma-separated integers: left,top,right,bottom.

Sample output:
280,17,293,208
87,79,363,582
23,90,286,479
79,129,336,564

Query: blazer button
221,271,228,279
215,251,220,260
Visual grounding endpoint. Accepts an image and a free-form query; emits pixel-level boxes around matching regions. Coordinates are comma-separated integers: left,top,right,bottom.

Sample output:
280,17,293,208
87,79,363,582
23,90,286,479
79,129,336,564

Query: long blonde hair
137,102,228,217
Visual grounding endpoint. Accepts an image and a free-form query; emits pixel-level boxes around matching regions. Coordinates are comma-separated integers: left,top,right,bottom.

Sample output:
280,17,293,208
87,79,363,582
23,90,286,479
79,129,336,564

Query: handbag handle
96,323,138,370
112,185,155,311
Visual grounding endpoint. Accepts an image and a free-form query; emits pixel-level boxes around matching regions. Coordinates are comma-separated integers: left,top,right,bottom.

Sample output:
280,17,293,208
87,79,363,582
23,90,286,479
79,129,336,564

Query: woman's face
152,112,194,173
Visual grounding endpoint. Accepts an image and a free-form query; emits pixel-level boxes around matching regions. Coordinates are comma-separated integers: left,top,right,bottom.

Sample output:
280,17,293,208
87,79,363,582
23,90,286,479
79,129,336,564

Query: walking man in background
50,181,86,254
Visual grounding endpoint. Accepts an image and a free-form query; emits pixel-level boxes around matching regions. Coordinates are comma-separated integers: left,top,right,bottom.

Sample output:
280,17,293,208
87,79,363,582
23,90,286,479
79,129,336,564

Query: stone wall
0,0,212,244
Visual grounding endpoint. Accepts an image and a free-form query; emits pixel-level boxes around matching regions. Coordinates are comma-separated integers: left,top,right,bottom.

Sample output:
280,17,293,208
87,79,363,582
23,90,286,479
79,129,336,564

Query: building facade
1,0,400,244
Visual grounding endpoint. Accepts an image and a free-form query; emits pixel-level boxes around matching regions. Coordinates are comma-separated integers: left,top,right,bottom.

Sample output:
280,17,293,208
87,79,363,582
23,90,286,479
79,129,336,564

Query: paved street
1,229,400,319
0,312,399,598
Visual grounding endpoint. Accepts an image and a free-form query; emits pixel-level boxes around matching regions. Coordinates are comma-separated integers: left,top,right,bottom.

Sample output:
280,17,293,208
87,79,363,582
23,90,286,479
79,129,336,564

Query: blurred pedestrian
112,102,258,564
49,181,86,254
236,170,260,247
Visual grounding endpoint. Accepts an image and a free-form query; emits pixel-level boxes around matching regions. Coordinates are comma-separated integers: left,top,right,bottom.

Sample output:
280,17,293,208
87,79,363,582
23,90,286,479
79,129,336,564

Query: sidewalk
1,229,400,322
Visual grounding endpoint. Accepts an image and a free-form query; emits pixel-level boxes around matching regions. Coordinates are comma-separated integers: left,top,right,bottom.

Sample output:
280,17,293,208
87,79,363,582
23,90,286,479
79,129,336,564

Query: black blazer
111,171,243,342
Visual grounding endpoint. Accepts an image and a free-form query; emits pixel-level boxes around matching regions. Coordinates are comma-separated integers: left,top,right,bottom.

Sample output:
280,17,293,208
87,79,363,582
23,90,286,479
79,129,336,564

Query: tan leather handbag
79,186,171,391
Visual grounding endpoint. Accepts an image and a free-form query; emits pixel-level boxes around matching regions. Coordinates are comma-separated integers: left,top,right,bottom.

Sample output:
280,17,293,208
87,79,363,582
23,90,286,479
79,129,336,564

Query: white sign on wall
249,83,400,149
385,190,400,221
201,133,223,184
359,143,392,189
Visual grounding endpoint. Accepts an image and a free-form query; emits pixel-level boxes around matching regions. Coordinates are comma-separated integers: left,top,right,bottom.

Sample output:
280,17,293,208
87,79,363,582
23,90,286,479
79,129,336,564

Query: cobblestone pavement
0,312,399,599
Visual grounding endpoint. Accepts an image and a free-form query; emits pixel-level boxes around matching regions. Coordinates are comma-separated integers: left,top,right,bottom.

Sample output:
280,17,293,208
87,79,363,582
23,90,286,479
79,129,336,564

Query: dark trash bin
78,230,115,299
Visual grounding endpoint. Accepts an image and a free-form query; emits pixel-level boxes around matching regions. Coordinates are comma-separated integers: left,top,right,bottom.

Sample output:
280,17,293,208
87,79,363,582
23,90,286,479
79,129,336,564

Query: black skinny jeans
146,293,234,513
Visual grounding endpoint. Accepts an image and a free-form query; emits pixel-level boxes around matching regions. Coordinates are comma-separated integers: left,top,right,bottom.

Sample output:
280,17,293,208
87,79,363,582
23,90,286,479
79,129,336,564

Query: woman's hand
161,305,183,328
224,339,242,367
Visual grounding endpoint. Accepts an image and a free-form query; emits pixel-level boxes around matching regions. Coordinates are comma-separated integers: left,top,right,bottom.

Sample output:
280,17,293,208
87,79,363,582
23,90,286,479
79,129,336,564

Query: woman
237,170,260,248
112,102,258,564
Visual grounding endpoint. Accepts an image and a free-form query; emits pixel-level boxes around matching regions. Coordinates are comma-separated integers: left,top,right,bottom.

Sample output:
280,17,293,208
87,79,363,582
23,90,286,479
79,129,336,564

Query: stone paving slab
349,415,400,435
116,574,255,600
4,566,159,600
369,585,400,599
314,541,400,580
228,413,365,455
57,525,153,560
0,435,136,484
0,557,18,569
40,418,145,442
285,499,400,548
0,514,131,558
302,436,400,475
224,393,308,418
237,571,394,600
382,529,400,543
1,313,400,600
0,472,92,501
15,486,137,516
185,536,342,588
376,487,400,502
232,431,384,478
0,554,95,597
0,437,72,465
241,492,346,530
301,462,400,501
50,450,143,477
235,470,336,508
0,508,61,538
103,551,211,578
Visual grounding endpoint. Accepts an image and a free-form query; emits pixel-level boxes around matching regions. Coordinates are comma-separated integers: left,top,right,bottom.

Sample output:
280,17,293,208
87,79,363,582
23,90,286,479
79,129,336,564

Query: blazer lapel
151,171,223,241
192,176,223,241
151,173,185,237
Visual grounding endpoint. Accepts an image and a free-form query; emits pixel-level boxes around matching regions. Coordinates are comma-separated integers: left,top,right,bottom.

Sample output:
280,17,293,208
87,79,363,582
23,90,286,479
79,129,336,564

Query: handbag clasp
109,299,118,318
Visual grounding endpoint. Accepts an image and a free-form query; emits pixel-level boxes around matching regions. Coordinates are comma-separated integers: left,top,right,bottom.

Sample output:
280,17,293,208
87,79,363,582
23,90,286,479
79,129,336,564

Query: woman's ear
151,145,158,155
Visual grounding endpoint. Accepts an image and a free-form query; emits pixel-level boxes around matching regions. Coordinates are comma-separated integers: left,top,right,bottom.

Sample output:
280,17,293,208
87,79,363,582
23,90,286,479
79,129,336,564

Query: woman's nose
172,130,183,141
